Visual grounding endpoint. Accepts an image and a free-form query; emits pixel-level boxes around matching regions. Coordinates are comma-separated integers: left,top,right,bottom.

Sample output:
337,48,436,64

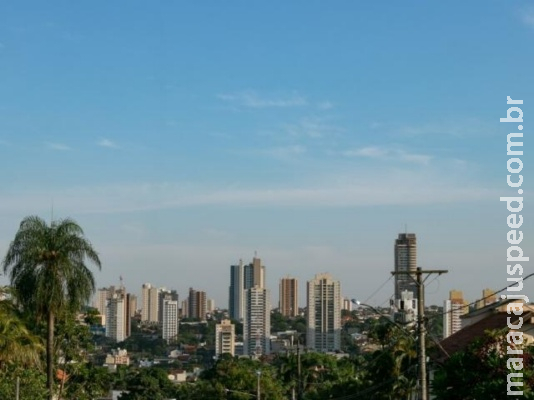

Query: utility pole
392,267,447,400
256,370,261,400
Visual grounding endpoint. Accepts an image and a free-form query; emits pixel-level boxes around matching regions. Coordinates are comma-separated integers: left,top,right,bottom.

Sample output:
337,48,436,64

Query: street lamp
256,370,261,399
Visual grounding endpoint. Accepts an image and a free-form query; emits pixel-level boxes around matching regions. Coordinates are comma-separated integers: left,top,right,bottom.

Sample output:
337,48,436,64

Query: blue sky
1,1,533,308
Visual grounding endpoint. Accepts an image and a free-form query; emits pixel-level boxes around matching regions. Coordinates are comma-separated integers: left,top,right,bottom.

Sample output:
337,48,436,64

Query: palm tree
2,216,101,400
0,301,43,369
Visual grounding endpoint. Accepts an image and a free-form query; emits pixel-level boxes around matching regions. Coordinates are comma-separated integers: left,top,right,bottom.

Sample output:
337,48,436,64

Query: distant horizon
1,2,532,314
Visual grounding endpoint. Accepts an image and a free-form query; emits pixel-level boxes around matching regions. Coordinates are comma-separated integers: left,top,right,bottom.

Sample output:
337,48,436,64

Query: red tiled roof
435,311,531,363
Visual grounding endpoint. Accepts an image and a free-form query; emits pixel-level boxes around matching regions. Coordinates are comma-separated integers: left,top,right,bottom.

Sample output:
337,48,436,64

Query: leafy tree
0,365,47,400
118,367,178,400
0,293,43,369
201,355,286,399
2,216,102,400
432,330,534,399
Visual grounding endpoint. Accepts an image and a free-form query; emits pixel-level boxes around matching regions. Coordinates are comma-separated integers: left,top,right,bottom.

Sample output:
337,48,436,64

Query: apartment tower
394,233,417,300
105,288,131,342
229,260,245,320
188,288,207,320
306,273,341,352
443,290,468,339
162,298,179,343
244,286,271,356
279,276,298,317
215,319,236,357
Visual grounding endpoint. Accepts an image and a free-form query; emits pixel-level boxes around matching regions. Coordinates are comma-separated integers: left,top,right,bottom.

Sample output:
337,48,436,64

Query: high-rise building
394,233,417,300
141,283,151,322
158,289,179,324
244,286,271,356
215,319,235,357
181,299,189,318
229,260,245,320
341,297,352,312
476,288,497,309
106,288,131,342
188,288,207,320
443,290,468,339
279,276,298,317
244,256,265,290
306,273,341,352
128,294,138,318
162,298,179,343
93,287,111,318
141,284,160,323
207,299,215,313
230,255,265,322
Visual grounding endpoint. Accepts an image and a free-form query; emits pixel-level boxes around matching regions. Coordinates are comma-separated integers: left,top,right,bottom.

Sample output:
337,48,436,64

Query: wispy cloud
262,145,306,159
46,142,71,151
284,117,342,139
521,7,534,27
0,169,494,216
343,146,432,165
385,119,493,139
317,101,334,110
97,138,119,149
217,91,307,108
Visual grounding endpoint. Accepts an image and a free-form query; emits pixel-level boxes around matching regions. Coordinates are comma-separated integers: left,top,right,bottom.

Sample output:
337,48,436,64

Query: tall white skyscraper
244,286,271,357
394,233,417,300
106,289,130,342
162,298,179,343
306,273,341,352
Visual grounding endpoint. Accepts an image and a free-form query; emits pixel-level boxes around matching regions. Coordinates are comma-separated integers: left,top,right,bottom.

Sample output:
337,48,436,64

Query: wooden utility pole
392,267,447,400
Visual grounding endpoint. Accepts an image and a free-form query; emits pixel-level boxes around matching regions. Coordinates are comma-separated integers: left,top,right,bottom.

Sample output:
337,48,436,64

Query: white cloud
97,138,119,148
46,142,71,151
217,91,307,108
343,146,432,165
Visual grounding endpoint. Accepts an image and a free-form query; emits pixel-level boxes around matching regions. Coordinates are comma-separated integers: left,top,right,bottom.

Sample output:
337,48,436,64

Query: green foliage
0,366,47,400
2,215,102,400
118,367,178,400
0,294,44,368
432,330,534,400
201,356,286,399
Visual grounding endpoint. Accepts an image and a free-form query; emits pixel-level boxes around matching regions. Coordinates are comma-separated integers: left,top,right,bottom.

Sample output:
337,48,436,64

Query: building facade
229,260,244,320
443,290,468,339
215,319,235,357
279,276,298,317
306,273,341,352
188,288,207,320
394,233,417,300
162,298,179,343
244,286,271,356
105,289,131,342
244,256,265,290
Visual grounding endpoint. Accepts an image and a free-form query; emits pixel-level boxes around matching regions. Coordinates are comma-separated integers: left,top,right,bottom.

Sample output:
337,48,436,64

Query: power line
426,272,534,321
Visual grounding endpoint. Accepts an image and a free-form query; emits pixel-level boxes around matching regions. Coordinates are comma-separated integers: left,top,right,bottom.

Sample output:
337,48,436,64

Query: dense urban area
0,217,532,399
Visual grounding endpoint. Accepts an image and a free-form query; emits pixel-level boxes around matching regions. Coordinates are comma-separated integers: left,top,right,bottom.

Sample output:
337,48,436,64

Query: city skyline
1,2,533,310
